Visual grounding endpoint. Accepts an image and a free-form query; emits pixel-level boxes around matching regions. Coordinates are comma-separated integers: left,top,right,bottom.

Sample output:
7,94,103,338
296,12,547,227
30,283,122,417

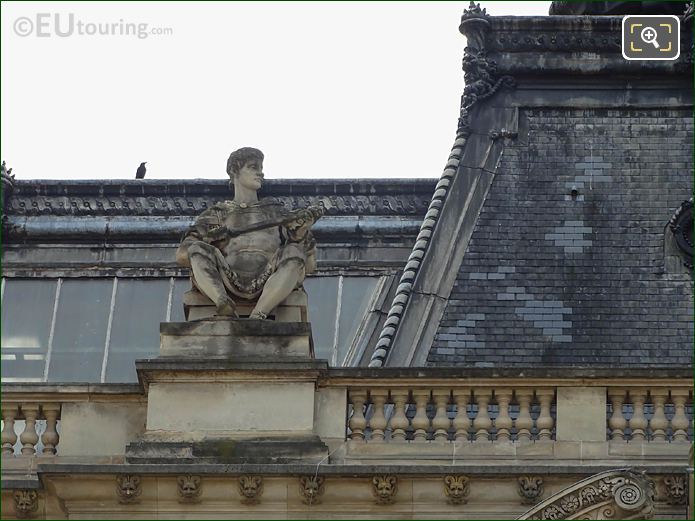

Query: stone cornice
6,179,435,218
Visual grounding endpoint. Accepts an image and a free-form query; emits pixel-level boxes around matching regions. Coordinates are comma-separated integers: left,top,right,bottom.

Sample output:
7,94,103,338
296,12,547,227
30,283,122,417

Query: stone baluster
608,389,627,441
536,390,554,441
432,390,451,442
628,389,647,442
472,389,492,442
40,404,61,455
411,390,431,442
515,390,534,443
389,390,409,442
670,389,690,442
452,389,471,441
348,391,367,441
649,390,668,442
19,404,40,456
494,388,513,442
369,390,388,442
1,404,19,456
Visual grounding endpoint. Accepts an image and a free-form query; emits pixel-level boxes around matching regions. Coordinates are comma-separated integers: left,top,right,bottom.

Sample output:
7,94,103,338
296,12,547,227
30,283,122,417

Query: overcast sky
1,1,551,181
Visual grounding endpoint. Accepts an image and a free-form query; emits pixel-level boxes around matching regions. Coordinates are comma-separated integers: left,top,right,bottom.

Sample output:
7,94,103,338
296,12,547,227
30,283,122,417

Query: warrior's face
236,159,264,191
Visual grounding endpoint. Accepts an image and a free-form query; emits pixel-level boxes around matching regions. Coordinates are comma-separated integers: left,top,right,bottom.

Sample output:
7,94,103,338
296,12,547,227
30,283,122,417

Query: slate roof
427,107,694,367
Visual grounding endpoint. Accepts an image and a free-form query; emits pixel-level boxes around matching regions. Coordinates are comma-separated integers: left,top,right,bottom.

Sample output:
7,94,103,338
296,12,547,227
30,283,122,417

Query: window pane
47,279,113,382
304,277,338,361
337,277,379,365
105,279,170,382
1,279,57,382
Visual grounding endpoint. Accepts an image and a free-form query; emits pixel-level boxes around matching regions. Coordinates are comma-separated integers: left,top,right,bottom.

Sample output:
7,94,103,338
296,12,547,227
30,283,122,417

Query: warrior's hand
284,206,324,240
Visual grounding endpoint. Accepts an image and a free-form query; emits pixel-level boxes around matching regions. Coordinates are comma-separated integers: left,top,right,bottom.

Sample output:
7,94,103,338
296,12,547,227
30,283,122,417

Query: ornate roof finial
459,1,491,51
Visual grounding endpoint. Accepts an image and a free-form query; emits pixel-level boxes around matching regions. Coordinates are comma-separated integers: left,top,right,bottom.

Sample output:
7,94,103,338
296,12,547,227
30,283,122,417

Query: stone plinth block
159,319,314,359
132,358,330,463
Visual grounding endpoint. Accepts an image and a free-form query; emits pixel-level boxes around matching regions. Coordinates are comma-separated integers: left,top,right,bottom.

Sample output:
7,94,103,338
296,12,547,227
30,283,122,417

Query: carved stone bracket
177,475,202,503
299,475,326,505
238,475,263,505
444,475,470,505
518,476,544,505
517,470,656,520
116,474,142,504
372,475,398,505
13,490,38,519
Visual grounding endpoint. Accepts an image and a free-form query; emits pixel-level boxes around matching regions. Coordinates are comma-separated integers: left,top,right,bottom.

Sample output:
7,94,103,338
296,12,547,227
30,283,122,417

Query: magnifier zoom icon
640,26,660,48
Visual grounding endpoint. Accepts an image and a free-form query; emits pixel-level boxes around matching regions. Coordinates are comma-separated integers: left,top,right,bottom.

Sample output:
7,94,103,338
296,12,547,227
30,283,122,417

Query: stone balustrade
607,386,693,442
1,402,61,456
1,372,692,462
347,387,557,443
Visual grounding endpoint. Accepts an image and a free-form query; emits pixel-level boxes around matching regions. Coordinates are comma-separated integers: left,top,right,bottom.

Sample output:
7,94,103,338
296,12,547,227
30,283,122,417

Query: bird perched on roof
135,162,147,179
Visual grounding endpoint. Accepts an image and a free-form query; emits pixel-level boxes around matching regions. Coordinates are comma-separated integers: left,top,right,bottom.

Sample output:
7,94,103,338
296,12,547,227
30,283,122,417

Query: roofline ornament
668,198,693,270
368,1,515,367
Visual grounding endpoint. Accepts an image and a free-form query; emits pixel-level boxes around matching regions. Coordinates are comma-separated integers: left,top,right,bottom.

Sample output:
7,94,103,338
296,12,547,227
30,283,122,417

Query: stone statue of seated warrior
176,147,323,319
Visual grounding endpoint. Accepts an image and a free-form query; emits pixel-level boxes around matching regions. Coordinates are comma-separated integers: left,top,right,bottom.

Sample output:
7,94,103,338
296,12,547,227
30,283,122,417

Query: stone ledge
32,462,689,477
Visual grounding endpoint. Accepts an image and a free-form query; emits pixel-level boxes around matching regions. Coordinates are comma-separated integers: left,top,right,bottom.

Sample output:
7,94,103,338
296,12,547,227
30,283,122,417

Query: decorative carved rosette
116,474,142,504
518,476,544,505
299,475,326,505
372,475,398,505
444,475,470,505
516,470,655,520
177,474,202,503
238,475,263,505
13,490,38,519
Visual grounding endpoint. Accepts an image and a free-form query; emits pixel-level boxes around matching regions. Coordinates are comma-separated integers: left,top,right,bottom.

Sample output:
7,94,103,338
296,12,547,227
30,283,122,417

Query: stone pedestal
183,288,308,322
127,318,329,464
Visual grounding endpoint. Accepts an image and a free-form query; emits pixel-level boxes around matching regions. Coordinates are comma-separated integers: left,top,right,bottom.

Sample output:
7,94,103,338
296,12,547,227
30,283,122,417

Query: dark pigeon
136,162,147,179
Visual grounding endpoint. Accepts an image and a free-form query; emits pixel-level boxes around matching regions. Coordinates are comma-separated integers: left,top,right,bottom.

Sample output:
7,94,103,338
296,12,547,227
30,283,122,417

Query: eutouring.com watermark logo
13,13,173,39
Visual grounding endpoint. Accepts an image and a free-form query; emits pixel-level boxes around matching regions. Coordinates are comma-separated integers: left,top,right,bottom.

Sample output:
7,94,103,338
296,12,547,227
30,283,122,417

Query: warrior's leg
250,259,303,319
188,241,237,316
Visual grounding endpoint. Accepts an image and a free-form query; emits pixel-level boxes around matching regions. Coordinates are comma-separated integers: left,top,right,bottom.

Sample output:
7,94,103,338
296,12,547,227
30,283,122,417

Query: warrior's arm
175,210,220,267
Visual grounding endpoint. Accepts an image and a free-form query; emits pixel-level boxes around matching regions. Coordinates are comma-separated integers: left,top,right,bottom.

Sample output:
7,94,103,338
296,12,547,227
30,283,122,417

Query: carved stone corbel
444,475,470,505
177,474,202,503
372,475,398,505
662,475,687,505
238,475,263,505
13,490,38,519
518,476,544,505
299,475,326,505
116,474,142,504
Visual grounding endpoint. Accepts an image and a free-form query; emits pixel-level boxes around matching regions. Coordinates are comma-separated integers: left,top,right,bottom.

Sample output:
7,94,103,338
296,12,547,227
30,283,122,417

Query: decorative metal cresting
368,1,515,367
516,469,656,520
668,198,693,269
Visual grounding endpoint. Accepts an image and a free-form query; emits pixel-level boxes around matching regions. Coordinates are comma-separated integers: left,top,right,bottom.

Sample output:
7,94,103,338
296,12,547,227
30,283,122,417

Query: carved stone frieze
372,475,398,505
299,475,326,505
518,476,544,505
444,475,470,505
177,474,202,503
238,475,263,505
517,470,655,520
13,490,38,519
116,474,142,504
